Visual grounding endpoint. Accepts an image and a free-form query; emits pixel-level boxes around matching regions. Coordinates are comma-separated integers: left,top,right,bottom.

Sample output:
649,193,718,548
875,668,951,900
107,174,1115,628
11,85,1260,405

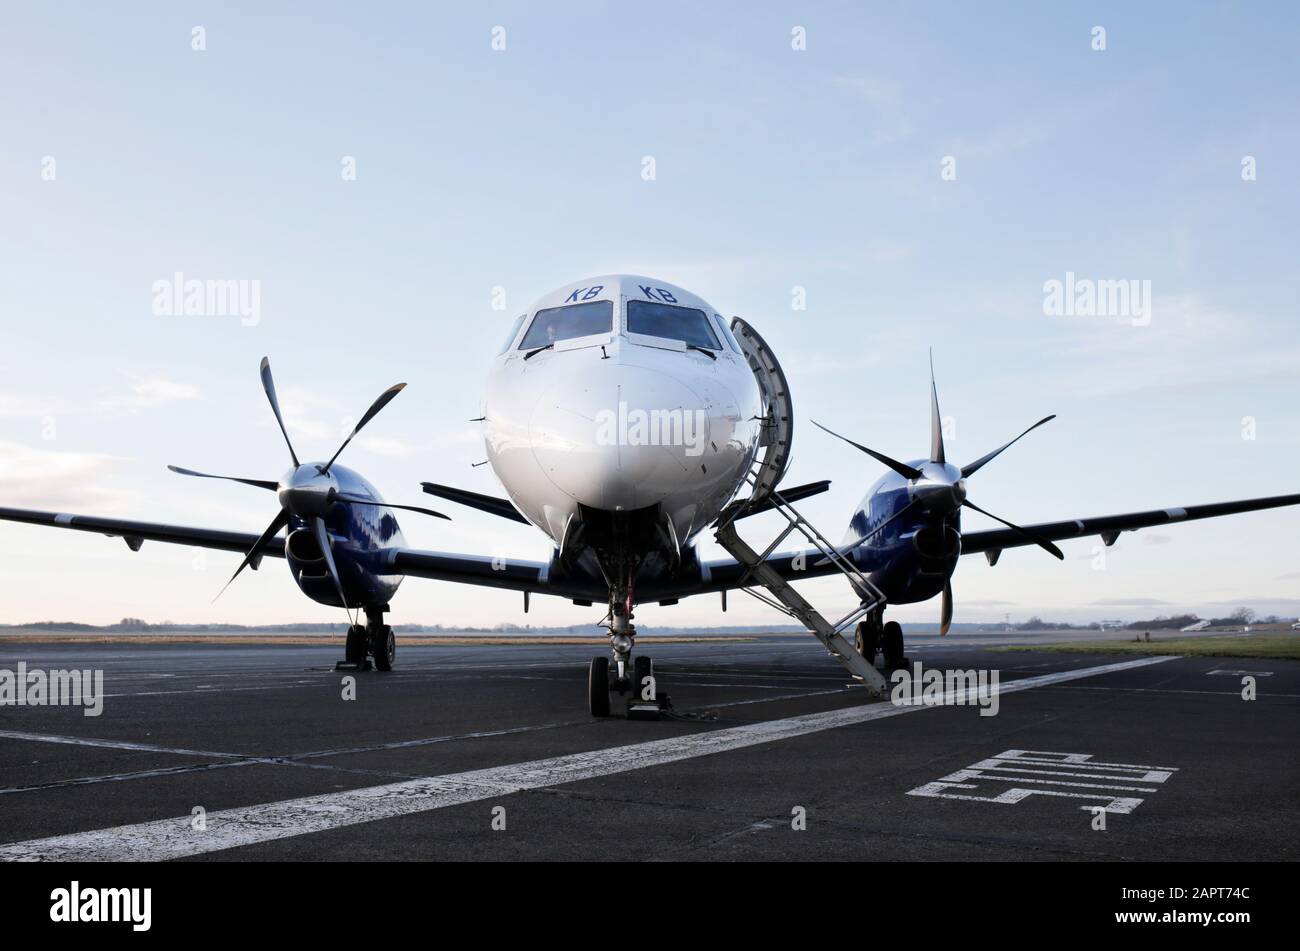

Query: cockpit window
626,299,722,350
519,299,613,349
497,314,526,354
714,315,744,354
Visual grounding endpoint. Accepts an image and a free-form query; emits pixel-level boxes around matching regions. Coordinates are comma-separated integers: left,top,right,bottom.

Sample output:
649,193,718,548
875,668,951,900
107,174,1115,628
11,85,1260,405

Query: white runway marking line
0,656,1176,861
907,748,1180,814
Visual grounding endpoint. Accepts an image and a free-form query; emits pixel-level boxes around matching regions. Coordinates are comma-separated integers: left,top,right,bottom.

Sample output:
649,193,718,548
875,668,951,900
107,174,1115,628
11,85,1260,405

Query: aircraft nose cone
529,363,713,511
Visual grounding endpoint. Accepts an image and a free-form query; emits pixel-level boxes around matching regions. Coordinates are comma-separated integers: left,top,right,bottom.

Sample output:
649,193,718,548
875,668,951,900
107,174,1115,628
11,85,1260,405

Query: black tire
882,620,905,671
633,655,655,701
345,625,368,664
588,656,611,717
855,621,879,665
371,624,395,671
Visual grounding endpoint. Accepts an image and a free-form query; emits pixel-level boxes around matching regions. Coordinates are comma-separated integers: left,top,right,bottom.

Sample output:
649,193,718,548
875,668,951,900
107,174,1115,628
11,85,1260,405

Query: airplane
3,274,1298,717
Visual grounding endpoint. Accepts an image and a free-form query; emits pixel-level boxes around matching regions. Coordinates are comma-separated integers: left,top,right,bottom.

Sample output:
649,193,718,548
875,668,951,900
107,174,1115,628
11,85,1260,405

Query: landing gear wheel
633,655,655,701
588,656,611,717
345,625,368,664
882,621,905,671
855,621,879,665
370,624,395,671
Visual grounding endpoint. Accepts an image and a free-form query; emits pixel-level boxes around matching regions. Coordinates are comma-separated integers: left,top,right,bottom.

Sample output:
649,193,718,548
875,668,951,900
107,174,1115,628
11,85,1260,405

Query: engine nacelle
912,523,960,573
281,465,407,609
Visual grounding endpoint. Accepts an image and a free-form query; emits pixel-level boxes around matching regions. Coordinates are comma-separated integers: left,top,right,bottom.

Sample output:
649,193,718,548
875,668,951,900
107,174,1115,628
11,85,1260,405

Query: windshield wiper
523,343,554,361
686,344,717,360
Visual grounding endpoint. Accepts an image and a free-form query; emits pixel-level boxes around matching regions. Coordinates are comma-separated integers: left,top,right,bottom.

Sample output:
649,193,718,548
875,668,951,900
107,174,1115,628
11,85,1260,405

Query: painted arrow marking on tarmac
0,656,1176,861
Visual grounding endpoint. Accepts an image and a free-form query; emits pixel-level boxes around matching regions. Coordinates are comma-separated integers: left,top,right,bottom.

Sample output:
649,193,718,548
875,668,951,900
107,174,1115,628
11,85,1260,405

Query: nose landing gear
589,588,664,718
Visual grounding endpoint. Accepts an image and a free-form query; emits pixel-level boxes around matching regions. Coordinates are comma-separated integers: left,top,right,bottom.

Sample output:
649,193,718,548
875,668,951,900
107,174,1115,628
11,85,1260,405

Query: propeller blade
814,499,920,566
214,507,290,601
322,382,407,473
333,493,451,521
940,579,953,636
259,357,300,468
960,415,1056,479
311,515,350,609
167,465,278,491
812,421,923,481
929,350,945,465
962,499,1064,560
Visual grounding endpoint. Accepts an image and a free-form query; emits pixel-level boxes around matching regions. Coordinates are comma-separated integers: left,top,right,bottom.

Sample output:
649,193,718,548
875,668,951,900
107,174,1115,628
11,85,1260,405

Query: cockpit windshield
626,299,722,350
518,299,613,349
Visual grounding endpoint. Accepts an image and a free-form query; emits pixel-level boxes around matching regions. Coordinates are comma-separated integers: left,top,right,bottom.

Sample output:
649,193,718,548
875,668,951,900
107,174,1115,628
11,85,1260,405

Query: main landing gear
588,587,662,719
855,607,907,673
338,605,395,672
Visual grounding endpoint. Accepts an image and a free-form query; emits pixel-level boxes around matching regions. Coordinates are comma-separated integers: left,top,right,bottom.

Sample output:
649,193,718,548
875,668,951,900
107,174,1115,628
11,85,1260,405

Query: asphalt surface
0,633,1296,861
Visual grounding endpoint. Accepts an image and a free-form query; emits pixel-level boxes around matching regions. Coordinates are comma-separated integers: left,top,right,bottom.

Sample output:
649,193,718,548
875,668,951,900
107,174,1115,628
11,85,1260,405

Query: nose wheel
588,656,611,717
587,653,661,718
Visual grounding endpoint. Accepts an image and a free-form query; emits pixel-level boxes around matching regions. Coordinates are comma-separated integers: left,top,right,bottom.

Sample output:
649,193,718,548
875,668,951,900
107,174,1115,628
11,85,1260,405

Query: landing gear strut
588,579,663,718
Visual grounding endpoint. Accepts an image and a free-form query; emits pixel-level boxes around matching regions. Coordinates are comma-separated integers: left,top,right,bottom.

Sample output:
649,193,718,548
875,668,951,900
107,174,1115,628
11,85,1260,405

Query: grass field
997,632,1300,661
0,632,756,646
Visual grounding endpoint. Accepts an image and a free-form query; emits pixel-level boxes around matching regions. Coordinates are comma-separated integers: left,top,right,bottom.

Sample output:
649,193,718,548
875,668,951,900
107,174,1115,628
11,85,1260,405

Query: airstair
716,318,891,697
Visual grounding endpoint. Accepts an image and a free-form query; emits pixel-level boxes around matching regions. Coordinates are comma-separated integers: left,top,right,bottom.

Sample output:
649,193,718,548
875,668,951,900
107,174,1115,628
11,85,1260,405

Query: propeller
260,356,300,469
960,414,1056,479
166,466,278,491
811,422,922,481
322,383,407,474
815,353,1062,634
170,357,449,612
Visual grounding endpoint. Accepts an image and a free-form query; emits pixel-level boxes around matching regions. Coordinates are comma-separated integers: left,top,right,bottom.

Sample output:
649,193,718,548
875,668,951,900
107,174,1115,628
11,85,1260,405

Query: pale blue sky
1,2,1298,627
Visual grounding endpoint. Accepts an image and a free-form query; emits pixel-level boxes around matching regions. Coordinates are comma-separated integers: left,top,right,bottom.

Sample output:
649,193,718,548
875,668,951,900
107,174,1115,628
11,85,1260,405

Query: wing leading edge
700,490,1300,590
0,506,289,559
0,506,547,594
958,491,1300,560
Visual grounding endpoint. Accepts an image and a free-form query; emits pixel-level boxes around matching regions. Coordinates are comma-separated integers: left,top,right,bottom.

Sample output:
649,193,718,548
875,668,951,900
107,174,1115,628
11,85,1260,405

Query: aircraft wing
387,549,547,592
0,506,290,559
958,491,1300,560
0,505,551,593
698,490,1300,590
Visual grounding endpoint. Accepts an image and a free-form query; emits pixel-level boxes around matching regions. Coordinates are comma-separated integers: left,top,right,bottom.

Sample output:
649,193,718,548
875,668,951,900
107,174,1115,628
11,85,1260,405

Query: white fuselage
482,275,764,552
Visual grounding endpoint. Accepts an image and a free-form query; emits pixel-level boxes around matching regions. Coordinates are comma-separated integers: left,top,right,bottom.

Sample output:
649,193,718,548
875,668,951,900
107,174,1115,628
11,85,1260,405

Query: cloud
0,394,70,418
356,435,415,458
1089,598,1170,606
1054,294,1300,400
97,377,200,415
1142,534,1173,546
0,439,135,512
